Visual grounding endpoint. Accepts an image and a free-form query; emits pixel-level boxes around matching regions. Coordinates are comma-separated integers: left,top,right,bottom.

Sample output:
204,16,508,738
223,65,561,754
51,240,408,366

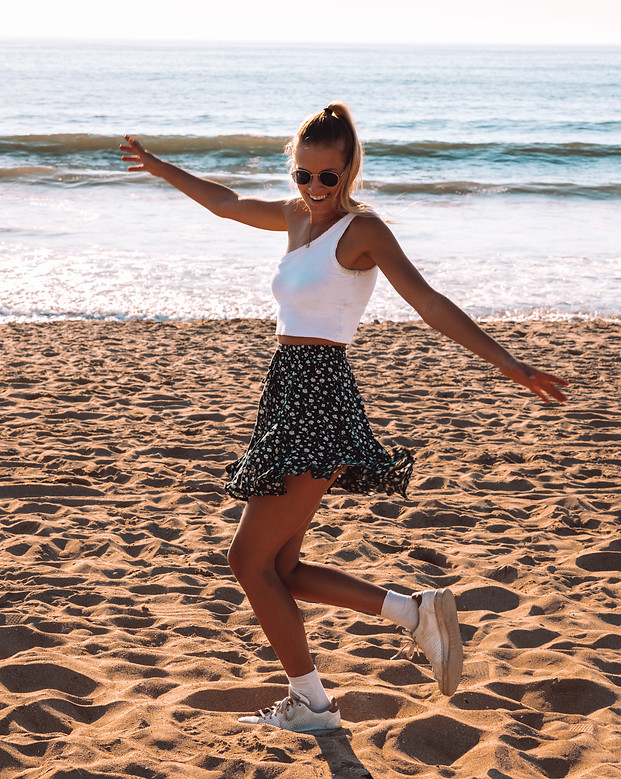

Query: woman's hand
119,136,165,177
500,359,569,404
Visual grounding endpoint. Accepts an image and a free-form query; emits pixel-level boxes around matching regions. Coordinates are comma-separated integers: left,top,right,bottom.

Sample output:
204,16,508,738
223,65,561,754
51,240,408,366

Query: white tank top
271,213,378,344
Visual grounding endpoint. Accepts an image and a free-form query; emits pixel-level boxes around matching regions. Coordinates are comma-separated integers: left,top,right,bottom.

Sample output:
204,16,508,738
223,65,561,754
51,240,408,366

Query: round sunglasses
291,168,342,188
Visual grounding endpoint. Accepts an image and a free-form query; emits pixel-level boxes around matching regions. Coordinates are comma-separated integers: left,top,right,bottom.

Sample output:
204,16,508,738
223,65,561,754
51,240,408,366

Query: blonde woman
120,104,567,734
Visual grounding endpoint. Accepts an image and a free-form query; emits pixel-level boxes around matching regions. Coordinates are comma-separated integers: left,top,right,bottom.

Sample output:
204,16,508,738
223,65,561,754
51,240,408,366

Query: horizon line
2,35,621,48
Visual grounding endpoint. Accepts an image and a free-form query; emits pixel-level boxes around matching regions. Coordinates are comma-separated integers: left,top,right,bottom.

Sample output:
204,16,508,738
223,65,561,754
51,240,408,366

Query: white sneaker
398,588,463,696
238,689,341,734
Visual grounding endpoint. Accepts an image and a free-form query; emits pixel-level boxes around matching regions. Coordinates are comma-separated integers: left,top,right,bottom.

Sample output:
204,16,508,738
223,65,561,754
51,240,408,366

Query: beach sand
0,318,619,778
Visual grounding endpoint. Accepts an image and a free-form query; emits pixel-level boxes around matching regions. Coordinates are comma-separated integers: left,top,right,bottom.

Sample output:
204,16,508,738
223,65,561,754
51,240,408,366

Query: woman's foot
396,588,463,696
238,689,341,733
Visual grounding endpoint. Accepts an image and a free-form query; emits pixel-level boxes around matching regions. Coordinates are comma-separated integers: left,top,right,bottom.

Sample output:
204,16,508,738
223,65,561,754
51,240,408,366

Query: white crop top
271,213,378,344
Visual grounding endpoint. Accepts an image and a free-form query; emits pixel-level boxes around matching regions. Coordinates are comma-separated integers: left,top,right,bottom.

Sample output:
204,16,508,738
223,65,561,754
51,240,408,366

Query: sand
0,318,619,779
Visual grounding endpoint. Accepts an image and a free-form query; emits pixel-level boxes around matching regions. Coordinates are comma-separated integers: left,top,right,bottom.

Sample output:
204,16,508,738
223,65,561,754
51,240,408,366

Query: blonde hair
285,102,370,215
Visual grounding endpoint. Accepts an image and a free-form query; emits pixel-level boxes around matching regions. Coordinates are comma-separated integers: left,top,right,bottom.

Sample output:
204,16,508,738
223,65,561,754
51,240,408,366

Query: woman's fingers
533,382,567,404
524,367,569,404
503,362,569,404
531,369,569,387
542,381,569,403
119,137,151,172
124,135,146,153
120,151,144,171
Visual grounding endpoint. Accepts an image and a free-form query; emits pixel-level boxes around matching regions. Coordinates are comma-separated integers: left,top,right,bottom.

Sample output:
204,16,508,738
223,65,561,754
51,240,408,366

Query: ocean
1,39,620,323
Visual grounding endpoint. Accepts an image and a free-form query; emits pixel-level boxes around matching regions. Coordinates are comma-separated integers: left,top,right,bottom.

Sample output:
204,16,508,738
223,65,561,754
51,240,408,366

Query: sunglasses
291,168,342,188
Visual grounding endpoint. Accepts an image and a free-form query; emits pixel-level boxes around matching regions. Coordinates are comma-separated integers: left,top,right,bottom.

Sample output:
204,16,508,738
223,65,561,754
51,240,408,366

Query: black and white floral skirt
225,344,414,501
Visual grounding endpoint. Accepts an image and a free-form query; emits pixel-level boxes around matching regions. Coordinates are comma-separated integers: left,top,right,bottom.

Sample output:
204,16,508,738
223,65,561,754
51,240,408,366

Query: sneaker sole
433,588,463,696
238,719,342,734
299,725,342,735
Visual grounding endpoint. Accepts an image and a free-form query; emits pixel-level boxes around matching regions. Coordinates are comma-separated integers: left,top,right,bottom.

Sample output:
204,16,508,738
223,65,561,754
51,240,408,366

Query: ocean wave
3,164,620,199
0,133,289,158
365,140,621,159
0,165,59,180
366,180,621,198
3,133,620,199
0,166,141,185
2,133,620,161
0,166,280,190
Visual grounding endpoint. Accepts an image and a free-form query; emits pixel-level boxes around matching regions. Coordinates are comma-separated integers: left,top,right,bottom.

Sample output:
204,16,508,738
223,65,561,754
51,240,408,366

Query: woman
120,103,567,734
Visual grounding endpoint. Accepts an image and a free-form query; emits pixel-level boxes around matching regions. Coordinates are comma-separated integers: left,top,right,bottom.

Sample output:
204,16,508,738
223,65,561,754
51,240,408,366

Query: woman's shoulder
341,208,401,261
349,208,391,238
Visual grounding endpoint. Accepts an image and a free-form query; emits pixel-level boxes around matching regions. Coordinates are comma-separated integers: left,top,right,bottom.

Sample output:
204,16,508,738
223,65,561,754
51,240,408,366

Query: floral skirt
224,344,414,501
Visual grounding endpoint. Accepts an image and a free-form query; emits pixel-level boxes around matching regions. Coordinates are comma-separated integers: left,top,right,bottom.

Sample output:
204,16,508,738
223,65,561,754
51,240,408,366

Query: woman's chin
304,195,338,217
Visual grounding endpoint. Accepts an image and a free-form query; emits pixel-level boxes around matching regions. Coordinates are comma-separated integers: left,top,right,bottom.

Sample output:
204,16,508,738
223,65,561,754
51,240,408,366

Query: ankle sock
381,590,419,632
287,667,330,711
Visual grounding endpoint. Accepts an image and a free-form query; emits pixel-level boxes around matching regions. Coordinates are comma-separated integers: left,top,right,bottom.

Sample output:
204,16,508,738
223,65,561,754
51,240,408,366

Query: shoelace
257,695,298,722
390,628,423,661
391,593,425,661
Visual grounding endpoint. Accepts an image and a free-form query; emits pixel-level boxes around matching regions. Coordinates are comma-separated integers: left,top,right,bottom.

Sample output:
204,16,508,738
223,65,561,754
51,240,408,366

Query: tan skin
120,136,568,677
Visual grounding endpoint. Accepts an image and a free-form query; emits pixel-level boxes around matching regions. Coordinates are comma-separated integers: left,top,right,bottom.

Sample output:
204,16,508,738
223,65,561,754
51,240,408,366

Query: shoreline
2,313,621,326
0,318,619,777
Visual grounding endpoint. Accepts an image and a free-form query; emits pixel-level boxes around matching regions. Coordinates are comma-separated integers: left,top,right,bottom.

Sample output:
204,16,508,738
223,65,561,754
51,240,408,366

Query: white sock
381,590,419,632
287,667,330,711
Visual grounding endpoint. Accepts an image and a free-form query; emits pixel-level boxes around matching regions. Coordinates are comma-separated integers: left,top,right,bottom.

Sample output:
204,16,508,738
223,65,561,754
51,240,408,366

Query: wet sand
0,318,620,778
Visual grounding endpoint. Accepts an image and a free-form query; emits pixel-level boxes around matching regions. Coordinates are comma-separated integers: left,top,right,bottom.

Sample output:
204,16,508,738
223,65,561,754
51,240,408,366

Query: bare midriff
277,335,347,347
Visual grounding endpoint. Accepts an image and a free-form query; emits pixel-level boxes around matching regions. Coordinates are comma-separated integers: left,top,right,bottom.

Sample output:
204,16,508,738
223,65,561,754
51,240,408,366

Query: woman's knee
229,536,299,592
227,535,272,585
227,536,249,579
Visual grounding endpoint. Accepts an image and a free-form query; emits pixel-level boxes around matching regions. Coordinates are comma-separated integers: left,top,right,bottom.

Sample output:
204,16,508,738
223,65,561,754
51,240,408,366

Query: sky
3,0,621,45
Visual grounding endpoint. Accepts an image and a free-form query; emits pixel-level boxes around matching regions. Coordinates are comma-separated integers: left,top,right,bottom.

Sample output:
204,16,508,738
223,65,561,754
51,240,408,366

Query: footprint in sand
0,662,98,696
488,677,617,716
506,627,561,648
337,689,424,722
392,714,481,766
576,551,621,572
457,585,521,613
0,625,65,660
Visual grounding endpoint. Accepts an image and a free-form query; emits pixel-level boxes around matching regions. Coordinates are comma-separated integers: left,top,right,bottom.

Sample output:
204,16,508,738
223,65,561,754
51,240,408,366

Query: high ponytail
285,102,370,215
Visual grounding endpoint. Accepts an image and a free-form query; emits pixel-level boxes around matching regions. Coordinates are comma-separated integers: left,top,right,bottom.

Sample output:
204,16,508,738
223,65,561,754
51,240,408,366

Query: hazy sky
3,0,621,45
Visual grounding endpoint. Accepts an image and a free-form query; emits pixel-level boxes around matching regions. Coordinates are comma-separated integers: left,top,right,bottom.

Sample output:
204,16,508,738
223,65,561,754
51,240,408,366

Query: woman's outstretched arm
358,217,569,404
119,136,288,231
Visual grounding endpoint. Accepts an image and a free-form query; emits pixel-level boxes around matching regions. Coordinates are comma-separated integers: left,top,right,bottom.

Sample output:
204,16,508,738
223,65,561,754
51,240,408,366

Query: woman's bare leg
227,470,386,677
275,515,386,613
